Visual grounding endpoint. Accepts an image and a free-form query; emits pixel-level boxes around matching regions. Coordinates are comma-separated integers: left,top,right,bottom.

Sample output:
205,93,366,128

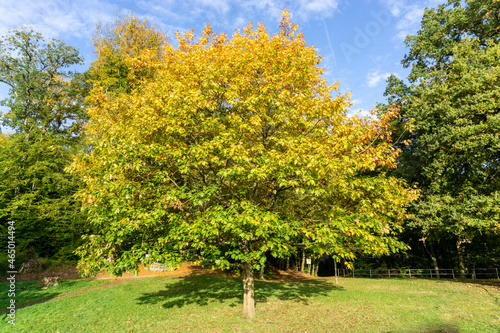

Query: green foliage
0,28,88,260
403,0,500,82
88,13,166,95
380,0,500,268
73,12,417,285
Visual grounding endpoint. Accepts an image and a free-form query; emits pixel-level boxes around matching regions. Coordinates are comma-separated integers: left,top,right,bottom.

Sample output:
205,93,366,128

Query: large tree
380,0,500,271
72,12,417,319
0,29,88,260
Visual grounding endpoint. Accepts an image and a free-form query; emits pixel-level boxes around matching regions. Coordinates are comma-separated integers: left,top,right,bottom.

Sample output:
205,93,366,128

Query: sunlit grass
1,275,498,332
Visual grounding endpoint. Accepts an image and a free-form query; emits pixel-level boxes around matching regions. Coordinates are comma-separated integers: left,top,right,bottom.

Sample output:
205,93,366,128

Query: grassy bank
1,275,498,332
0,278,111,309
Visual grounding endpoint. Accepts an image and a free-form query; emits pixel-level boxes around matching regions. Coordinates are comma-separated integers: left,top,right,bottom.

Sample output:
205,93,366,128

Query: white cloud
299,0,339,16
232,16,248,30
366,70,391,87
238,0,340,21
395,6,424,40
0,0,117,39
380,0,441,41
0,0,343,44
380,0,405,17
197,0,231,14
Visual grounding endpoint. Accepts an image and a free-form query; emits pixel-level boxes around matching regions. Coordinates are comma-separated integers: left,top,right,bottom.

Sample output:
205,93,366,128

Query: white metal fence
334,268,500,279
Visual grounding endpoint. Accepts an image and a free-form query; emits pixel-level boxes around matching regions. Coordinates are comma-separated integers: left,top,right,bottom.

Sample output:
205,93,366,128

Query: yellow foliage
73,10,418,277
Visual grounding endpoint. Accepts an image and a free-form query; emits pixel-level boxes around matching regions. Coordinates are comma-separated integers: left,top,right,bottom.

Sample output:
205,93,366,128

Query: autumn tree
0,29,89,259
72,12,418,320
380,0,500,271
88,13,166,96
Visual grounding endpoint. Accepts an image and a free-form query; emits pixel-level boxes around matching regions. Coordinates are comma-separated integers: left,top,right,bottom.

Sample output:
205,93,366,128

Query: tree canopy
0,29,88,259
71,12,417,319
380,0,500,270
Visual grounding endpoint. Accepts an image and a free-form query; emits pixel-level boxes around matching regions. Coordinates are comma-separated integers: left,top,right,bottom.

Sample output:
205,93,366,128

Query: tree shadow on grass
408,322,460,333
135,273,342,310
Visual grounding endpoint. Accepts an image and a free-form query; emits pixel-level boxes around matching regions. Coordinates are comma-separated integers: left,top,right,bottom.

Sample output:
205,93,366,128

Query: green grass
1,275,498,332
0,278,111,309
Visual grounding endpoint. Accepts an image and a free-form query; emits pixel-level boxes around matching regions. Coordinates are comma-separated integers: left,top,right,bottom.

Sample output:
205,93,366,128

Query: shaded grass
1,275,499,332
0,279,111,309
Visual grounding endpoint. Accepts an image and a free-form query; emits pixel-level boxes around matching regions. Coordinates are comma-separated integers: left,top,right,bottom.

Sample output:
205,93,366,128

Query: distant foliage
380,0,500,269
0,29,88,260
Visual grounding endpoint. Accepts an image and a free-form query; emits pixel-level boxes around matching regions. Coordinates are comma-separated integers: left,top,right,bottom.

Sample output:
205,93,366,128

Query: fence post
473,269,476,280
430,269,432,278
452,269,455,279
343,269,345,277
353,270,355,278
496,268,499,280
409,269,411,278
388,269,391,278
370,270,372,278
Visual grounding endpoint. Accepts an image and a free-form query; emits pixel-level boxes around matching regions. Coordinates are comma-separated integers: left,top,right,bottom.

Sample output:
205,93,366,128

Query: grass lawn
0,274,498,332
0,278,111,310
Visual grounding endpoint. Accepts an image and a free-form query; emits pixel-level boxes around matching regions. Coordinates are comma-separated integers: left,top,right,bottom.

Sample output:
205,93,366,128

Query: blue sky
0,0,443,132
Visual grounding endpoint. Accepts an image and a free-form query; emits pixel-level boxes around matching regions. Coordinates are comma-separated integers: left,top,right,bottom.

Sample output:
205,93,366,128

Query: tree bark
286,256,290,272
334,260,338,286
301,250,305,272
314,260,319,277
242,262,255,320
421,238,440,278
456,239,467,278
259,264,265,280
428,242,440,278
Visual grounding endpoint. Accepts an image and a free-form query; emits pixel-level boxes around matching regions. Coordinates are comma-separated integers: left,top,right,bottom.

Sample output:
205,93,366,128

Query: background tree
0,28,88,261
380,0,500,271
72,12,418,320
88,13,166,96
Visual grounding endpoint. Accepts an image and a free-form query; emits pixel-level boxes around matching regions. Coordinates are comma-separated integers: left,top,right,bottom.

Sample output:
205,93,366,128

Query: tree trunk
456,239,467,278
301,250,305,272
314,260,319,277
286,256,290,272
259,264,265,280
421,238,440,278
334,260,338,286
242,262,255,320
428,242,440,278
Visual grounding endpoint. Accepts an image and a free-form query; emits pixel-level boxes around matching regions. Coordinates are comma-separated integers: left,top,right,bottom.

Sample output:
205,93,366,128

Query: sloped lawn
1,275,498,332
